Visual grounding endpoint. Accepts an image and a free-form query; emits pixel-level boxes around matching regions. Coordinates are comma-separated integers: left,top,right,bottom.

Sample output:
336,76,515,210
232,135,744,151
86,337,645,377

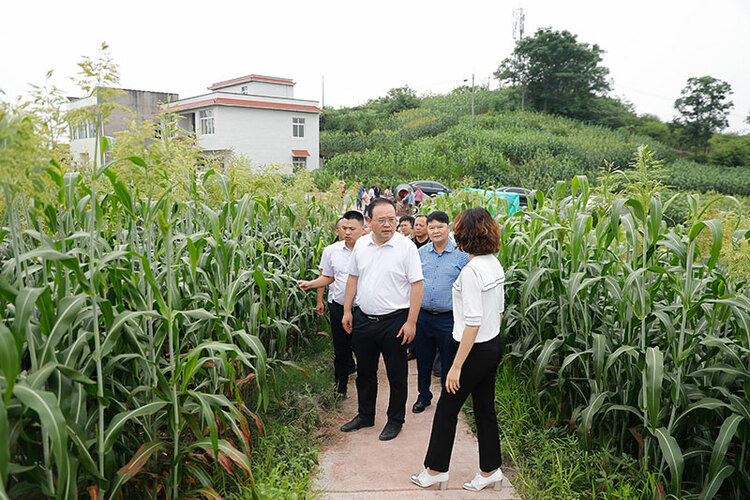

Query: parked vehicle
409,180,452,197
496,186,532,208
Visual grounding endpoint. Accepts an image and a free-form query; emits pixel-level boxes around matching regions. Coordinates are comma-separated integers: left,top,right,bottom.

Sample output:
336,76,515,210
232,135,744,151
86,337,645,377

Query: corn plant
422,156,750,498
1,127,334,498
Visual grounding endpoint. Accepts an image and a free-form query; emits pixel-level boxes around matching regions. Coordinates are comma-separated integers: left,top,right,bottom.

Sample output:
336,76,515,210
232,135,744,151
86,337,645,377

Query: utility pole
321,75,325,109
471,73,475,119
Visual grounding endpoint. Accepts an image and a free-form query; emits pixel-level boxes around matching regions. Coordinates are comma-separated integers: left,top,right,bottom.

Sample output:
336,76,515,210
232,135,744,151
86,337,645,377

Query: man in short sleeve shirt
298,212,365,397
341,198,424,441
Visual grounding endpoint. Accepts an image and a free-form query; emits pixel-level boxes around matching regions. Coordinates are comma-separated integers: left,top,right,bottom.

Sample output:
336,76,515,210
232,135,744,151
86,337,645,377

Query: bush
708,133,750,167
667,159,750,196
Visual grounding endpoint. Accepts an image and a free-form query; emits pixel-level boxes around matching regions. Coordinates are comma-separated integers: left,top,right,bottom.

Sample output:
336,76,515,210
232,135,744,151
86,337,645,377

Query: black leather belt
421,308,451,315
362,308,408,322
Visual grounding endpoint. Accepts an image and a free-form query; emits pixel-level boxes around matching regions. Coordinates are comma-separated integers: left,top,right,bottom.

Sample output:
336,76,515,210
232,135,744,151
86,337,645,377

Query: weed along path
313,358,518,499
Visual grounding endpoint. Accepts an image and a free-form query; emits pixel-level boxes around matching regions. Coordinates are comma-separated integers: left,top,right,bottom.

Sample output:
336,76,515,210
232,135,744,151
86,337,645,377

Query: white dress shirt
347,232,424,315
319,240,353,305
452,254,505,343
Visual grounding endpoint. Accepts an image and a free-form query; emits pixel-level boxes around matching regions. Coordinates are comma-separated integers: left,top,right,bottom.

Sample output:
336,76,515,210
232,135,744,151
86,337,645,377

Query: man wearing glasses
342,198,424,441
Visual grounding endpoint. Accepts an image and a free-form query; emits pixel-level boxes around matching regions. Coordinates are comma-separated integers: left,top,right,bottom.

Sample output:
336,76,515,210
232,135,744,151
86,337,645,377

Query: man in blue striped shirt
412,211,470,413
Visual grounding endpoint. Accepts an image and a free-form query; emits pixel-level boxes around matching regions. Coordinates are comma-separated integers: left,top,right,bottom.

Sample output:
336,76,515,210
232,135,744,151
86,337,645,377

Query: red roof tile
292,150,310,156
157,97,321,114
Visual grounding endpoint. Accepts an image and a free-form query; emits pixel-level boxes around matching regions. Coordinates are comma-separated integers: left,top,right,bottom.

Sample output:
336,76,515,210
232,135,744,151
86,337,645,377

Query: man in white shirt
298,211,365,397
342,198,424,441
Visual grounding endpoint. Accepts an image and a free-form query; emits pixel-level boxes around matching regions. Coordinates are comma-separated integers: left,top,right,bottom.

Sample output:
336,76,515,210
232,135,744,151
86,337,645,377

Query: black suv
410,180,452,197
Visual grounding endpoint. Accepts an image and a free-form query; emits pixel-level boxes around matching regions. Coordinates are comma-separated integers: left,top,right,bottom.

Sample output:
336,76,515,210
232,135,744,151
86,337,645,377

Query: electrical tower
512,7,525,41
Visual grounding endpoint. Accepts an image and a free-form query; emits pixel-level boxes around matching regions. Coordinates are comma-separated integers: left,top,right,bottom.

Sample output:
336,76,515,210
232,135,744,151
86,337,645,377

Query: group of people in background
356,182,425,217
297,198,506,492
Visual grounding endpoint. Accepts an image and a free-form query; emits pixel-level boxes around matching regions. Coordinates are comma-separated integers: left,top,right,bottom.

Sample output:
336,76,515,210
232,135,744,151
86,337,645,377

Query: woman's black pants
423,334,503,473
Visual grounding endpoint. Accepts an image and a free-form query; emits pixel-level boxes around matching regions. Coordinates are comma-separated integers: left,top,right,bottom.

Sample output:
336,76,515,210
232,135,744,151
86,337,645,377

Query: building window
292,117,305,137
292,156,307,171
241,85,248,94
70,120,97,140
199,109,215,135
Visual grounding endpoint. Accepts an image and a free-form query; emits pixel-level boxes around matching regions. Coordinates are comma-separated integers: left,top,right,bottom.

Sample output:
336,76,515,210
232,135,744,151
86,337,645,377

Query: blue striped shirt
418,240,470,312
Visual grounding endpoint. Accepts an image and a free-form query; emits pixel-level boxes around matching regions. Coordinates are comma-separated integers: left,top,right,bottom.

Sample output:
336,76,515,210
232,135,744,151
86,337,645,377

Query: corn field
0,147,335,498
424,164,750,498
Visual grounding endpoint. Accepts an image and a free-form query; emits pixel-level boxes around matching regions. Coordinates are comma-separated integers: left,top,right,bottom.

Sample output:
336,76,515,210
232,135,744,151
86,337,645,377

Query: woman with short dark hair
411,207,506,492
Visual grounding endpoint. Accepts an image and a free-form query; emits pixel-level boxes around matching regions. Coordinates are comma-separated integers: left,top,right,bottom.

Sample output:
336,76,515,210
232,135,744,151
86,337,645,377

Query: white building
67,89,178,165
160,74,321,171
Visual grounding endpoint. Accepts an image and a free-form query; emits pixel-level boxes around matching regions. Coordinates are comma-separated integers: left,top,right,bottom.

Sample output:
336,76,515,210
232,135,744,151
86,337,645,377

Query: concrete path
312,358,518,499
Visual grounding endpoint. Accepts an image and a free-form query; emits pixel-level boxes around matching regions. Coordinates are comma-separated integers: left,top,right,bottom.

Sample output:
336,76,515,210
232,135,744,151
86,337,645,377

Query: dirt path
312,358,519,499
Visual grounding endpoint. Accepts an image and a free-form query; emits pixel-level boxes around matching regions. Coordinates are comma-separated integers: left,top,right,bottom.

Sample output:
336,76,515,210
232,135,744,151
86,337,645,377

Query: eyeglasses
373,217,398,225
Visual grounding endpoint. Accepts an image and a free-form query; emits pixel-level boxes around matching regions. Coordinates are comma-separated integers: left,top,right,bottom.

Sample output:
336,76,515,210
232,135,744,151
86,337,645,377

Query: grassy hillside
318,91,750,197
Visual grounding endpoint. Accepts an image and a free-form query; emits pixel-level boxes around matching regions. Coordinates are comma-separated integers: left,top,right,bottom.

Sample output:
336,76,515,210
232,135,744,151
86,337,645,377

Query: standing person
361,188,371,212
316,218,344,317
411,207,506,491
357,185,365,211
398,215,415,238
414,185,425,206
341,198,424,441
411,211,469,414
298,211,365,397
412,215,430,249
384,185,393,200
368,185,376,200
374,182,382,198
405,188,416,212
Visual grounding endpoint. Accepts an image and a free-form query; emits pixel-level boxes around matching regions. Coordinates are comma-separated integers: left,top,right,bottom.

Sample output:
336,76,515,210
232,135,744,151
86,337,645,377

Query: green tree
673,75,733,156
369,86,420,115
494,28,611,119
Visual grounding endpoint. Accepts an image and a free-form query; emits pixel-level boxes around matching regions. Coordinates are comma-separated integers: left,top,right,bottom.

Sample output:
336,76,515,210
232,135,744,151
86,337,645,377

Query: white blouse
451,254,505,343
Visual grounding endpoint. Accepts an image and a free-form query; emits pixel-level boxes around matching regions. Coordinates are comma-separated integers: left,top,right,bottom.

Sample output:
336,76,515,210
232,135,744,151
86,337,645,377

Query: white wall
220,81,293,98
196,106,319,171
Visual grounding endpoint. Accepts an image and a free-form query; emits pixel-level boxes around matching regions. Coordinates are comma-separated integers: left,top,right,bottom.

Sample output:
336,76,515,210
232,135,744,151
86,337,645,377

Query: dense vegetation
421,163,750,498
0,98,341,499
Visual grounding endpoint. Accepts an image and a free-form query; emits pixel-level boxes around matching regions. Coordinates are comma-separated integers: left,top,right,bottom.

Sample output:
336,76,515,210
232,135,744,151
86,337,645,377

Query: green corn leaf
653,426,684,494
0,325,19,403
0,398,8,485
534,338,562,390
645,347,664,429
700,464,735,500
708,413,742,478
12,383,70,499
103,401,168,453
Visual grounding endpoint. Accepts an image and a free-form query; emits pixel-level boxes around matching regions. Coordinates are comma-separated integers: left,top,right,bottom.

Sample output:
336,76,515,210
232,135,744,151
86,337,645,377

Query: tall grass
1,120,336,498
422,148,750,498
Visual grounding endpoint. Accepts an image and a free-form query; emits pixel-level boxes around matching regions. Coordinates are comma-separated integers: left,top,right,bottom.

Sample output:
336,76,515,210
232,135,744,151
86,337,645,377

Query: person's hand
315,301,325,316
342,311,353,334
298,280,313,290
397,321,416,345
445,365,461,394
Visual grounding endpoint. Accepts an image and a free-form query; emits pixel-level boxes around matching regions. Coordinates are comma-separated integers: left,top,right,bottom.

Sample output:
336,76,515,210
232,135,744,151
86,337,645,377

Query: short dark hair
334,217,343,227
342,210,364,225
452,207,500,255
399,215,415,227
367,198,396,218
426,211,449,225
414,214,427,223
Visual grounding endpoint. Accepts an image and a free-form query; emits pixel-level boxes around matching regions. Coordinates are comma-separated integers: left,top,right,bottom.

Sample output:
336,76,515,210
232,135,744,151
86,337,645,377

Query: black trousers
424,334,503,473
329,301,355,394
415,310,457,404
351,308,409,424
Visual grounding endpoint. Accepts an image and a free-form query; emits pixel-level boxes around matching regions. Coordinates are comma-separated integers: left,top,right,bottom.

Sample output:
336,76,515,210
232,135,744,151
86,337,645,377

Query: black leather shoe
340,415,374,432
378,421,402,441
412,400,430,413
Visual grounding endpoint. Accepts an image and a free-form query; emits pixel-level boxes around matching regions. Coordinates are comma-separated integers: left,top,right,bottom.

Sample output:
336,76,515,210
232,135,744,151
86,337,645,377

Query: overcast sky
3,0,749,131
